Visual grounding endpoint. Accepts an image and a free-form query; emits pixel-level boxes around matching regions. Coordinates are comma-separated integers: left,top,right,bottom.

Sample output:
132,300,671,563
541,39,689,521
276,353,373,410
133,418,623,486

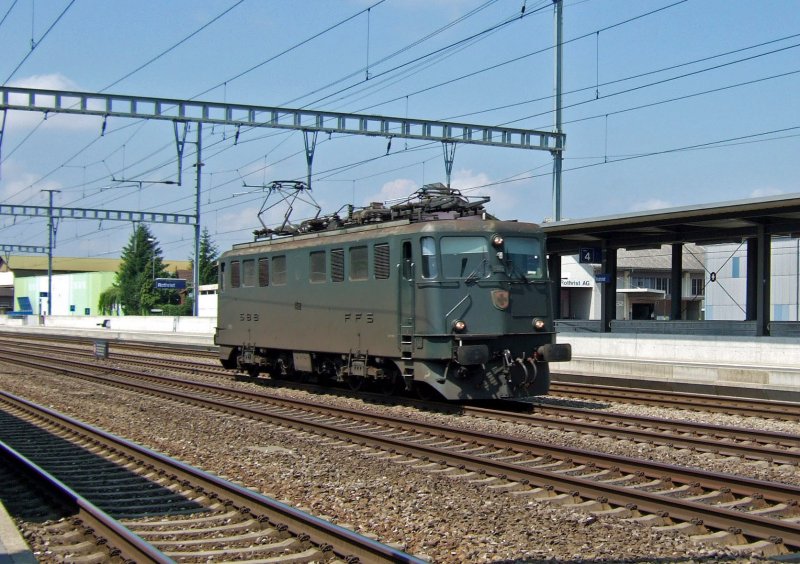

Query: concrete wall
553,332,800,391
14,272,116,316
0,314,216,347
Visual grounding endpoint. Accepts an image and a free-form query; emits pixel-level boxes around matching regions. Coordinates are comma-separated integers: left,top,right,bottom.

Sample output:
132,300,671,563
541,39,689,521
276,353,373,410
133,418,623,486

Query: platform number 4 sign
579,247,602,264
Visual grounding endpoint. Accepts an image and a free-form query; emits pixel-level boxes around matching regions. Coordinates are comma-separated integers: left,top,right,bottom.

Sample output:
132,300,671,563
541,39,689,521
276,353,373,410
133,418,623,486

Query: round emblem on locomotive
491,289,510,310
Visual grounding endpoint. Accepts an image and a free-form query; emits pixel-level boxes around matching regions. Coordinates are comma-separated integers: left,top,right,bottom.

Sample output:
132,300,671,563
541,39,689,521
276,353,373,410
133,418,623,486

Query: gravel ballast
1,363,793,562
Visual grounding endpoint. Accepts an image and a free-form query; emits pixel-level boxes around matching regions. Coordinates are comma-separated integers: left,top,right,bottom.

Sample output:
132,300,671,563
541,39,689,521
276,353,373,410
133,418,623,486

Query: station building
559,244,706,321
0,256,191,316
705,238,800,321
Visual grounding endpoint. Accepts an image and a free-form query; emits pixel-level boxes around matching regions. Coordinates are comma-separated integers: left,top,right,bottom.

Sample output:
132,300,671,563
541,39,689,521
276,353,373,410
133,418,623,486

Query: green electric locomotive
215,184,571,400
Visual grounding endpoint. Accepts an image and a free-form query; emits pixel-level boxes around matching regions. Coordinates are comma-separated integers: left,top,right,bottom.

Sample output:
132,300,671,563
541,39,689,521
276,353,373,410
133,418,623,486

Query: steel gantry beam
0,204,196,225
0,87,565,152
0,244,47,253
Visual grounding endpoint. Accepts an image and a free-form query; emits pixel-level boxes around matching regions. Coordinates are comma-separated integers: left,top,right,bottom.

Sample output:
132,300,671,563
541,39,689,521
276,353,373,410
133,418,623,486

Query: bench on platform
7,297,32,319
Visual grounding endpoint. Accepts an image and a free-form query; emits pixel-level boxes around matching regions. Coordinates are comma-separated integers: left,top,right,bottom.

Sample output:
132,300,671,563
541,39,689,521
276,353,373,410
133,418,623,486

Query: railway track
0,390,423,563
7,339,800,467
7,336,800,421
6,331,799,422
549,381,800,421
2,346,799,555
5,337,800,469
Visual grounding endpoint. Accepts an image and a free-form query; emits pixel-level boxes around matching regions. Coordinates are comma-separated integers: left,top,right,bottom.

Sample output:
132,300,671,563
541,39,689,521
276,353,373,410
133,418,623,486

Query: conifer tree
115,224,167,315
192,227,219,286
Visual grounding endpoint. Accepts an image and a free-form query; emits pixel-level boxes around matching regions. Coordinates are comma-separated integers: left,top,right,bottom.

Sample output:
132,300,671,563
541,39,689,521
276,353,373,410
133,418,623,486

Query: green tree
191,227,220,285
116,224,168,315
98,286,122,315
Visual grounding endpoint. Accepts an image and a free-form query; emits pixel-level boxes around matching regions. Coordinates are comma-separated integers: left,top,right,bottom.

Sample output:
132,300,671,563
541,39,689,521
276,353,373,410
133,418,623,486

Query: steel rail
0,390,424,564
4,339,799,465
14,339,798,466
0,441,173,563
3,346,797,500
461,403,800,465
3,350,800,550
549,381,800,420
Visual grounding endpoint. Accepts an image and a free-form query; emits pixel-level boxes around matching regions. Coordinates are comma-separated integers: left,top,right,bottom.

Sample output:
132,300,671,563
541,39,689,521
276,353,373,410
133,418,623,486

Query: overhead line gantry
0,86,566,315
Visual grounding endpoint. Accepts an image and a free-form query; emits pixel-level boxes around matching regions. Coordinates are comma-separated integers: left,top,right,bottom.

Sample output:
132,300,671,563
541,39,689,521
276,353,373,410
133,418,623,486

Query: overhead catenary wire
2,0,397,213
0,0,19,32
437,31,800,122
2,0,76,85
4,1,798,258
99,1,245,93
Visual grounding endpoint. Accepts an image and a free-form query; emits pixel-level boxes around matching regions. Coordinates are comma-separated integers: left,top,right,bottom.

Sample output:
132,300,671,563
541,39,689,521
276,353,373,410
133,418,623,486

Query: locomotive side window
420,237,438,279
402,241,413,280
505,237,544,280
219,262,225,291
309,251,326,283
441,237,489,280
350,246,368,281
242,259,256,287
272,255,287,285
374,243,390,280
331,249,344,282
230,260,241,288
258,258,269,287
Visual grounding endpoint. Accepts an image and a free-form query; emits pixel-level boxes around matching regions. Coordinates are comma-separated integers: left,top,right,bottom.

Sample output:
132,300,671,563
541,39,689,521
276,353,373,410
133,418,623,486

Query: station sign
155,278,186,290
579,247,603,264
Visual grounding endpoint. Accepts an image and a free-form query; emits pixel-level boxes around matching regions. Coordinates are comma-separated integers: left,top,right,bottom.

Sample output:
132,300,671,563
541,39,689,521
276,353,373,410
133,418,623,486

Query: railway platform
0,503,35,564
2,314,800,401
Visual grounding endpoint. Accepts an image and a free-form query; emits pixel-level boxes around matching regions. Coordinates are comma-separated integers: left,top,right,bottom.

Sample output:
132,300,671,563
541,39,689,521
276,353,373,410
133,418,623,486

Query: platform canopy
542,192,800,253
542,192,800,336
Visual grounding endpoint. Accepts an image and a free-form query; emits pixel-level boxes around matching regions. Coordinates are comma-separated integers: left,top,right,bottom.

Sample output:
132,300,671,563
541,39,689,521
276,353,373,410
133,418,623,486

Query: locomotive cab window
420,237,438,279
402,241,413,280
505,237,544,280
272,255,287,285
219,262,225,291
441,237,489,280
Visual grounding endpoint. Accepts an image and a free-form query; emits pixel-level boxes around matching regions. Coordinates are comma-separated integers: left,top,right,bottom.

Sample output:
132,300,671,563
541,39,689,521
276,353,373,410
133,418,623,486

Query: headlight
453,319,466,332
491,234,504,247
533,318,546,331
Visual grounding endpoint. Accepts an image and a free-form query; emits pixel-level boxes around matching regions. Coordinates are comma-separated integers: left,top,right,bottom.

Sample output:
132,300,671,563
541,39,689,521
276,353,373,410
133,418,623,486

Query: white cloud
8,73,79,91
629,198,672,212
358,171,543,223
750,187,784,198
0,166,62,204
5,73,99,131
219,205,265,232
361,178,419,206
450,169,540,222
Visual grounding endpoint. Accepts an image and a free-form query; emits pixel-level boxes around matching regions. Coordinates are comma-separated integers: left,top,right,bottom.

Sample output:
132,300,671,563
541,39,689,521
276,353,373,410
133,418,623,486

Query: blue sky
1,0,798,262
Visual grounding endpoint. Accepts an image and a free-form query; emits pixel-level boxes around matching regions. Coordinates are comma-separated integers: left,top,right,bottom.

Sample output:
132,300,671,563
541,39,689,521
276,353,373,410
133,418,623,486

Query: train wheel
347,375,365,391
246,366,260,378
377,371,402,396
414,381,437,401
